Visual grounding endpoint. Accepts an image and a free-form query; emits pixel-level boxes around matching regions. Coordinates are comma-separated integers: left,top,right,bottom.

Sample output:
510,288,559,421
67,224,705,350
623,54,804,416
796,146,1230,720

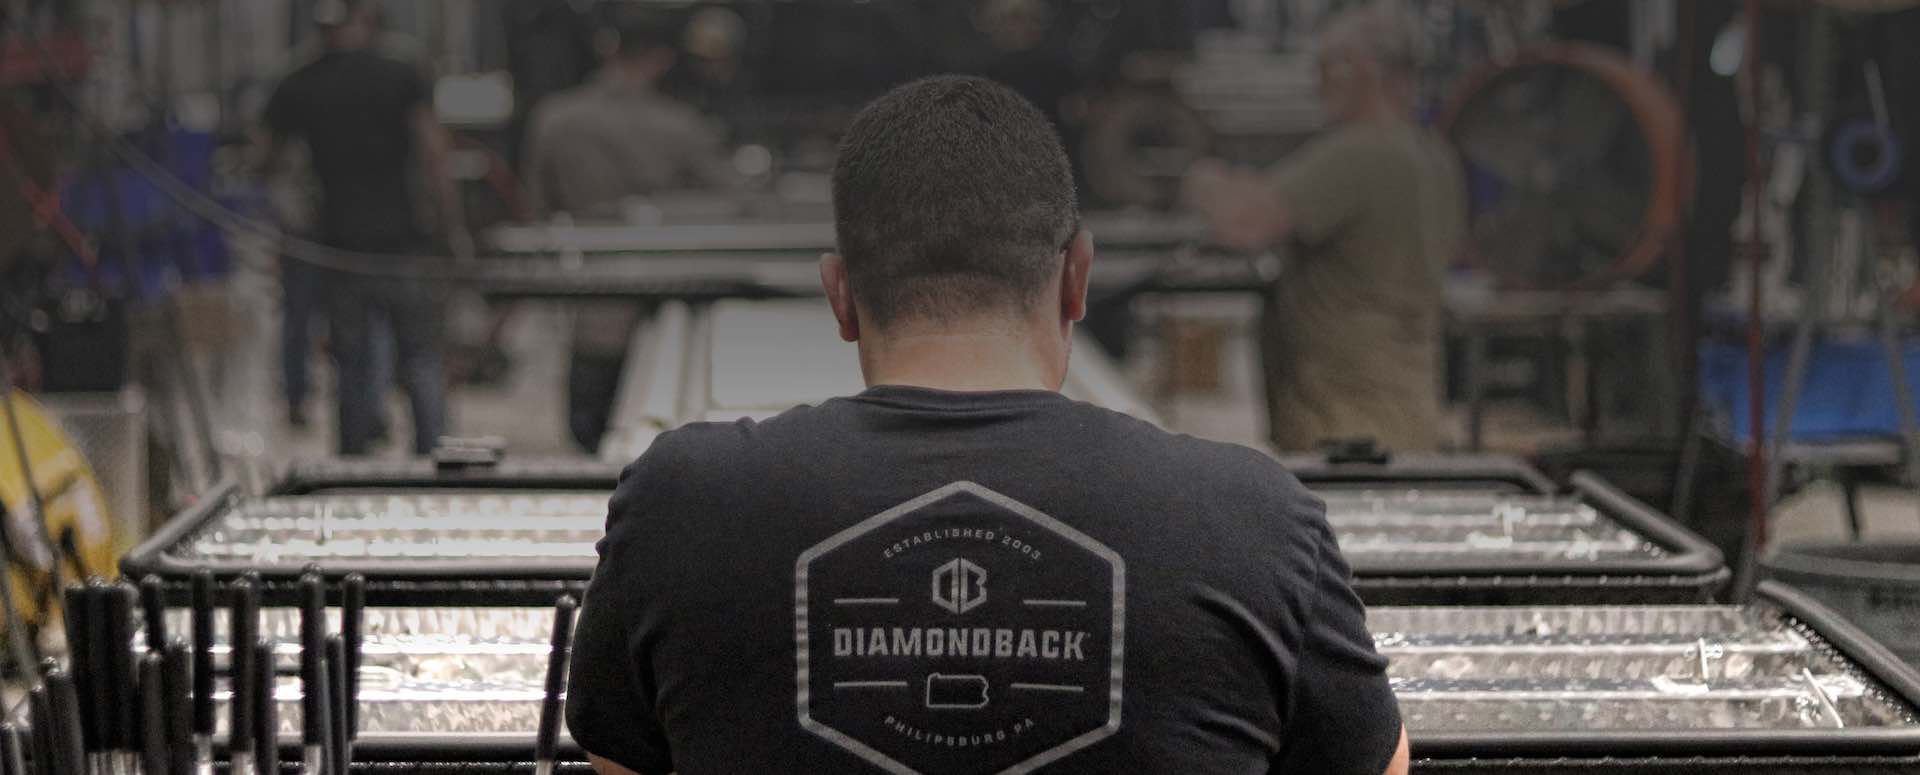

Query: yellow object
0,389,117,633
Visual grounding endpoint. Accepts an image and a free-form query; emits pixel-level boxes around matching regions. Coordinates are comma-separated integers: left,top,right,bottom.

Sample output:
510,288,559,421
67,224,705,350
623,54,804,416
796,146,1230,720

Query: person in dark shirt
259,0,467,455
567,76,1409,775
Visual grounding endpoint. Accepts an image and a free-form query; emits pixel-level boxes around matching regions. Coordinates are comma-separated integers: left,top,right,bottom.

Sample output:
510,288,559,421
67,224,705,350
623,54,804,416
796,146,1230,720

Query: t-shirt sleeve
565,451,679,774
396,60,431,111
523,107,558,216
1270,133,1372,248
1271,512,1402,775
262,77,300,137
676,113,739,190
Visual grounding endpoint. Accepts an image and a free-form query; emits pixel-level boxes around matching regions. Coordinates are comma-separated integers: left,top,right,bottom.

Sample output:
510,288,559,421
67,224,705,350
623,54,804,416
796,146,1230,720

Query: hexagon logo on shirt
796,481,1126,775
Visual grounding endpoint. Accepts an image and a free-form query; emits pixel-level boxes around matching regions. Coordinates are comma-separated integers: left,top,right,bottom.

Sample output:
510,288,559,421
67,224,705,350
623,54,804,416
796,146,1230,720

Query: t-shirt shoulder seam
653,417,755,446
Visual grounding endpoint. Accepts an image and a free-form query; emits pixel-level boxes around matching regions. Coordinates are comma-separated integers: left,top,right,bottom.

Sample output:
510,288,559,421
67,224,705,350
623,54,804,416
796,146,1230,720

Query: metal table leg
1877,304,1920,489
1671,408,1708,523
1466,325,1487,452
1840,473,1865,541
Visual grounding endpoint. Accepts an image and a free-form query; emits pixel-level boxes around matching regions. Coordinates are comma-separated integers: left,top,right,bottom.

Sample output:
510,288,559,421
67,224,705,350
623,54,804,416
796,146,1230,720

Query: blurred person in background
1183,6,1465,452
263,129,325,432
523,8,736,452
265,1,426,436
258,0,470,455
262,118,393,441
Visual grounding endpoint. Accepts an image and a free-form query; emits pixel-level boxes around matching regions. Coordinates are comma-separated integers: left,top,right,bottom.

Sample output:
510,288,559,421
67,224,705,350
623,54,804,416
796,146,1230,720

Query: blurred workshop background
7,0,1920,722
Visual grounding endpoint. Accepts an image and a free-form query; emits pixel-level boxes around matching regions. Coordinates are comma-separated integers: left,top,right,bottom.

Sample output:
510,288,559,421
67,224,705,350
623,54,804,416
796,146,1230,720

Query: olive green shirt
1261,121,1466,451
525,77,734,220
525,77,736,356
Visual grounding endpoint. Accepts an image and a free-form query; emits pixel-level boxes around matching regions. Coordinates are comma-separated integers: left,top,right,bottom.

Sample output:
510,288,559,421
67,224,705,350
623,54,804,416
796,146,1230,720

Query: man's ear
820,252,860,342
1060,229,1094,323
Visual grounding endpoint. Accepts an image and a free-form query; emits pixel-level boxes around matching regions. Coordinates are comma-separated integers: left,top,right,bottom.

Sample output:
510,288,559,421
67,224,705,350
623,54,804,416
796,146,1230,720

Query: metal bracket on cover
1321,438,1391,466
430,437,508,470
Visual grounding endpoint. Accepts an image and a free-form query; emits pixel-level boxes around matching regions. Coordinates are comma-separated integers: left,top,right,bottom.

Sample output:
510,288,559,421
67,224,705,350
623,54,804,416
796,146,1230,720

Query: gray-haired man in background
523,7,735,452
1186,7,1467,453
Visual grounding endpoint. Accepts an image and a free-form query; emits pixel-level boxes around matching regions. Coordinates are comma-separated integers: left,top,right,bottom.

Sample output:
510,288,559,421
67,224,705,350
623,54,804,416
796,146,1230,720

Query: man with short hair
525,10,734,218
523,8,736,452
1185,7,1466,452
567,76,1409,775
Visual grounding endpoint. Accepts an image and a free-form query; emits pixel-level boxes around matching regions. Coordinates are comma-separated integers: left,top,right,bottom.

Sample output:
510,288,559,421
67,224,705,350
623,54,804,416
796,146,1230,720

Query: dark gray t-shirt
264,49,428,253
568,386,1399,774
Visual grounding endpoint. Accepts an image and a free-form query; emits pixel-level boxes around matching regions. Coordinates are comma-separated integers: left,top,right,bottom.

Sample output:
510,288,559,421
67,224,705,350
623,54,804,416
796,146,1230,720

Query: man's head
596,8,680,82
315,0,379,50
1316,6,1420,122
823,76,1091,384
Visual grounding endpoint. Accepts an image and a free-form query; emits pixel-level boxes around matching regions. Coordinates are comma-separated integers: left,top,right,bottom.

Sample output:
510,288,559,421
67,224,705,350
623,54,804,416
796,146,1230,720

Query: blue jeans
285,255,393,419
568,351,625,453
282,255,319,408
323,270,447,455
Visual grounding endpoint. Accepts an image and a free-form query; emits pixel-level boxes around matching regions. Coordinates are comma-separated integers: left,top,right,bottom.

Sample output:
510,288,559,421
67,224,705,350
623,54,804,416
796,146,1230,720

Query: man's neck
327,28,373,52
859,325,1065,393
1343,82,1415,125
1343,100,1409,125
601,61,661,90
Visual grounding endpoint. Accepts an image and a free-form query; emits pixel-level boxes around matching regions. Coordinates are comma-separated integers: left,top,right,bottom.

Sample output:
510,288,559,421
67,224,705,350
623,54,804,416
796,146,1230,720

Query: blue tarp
56,129,243,296
1699,338,1920,446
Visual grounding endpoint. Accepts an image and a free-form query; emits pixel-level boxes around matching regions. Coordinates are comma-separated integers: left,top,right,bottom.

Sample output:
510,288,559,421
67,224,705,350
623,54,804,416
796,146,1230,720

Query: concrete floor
189,269,1907,552
1152,301,1920,551
208,268,580,473
1771,481,1920,547
265,303,581,461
